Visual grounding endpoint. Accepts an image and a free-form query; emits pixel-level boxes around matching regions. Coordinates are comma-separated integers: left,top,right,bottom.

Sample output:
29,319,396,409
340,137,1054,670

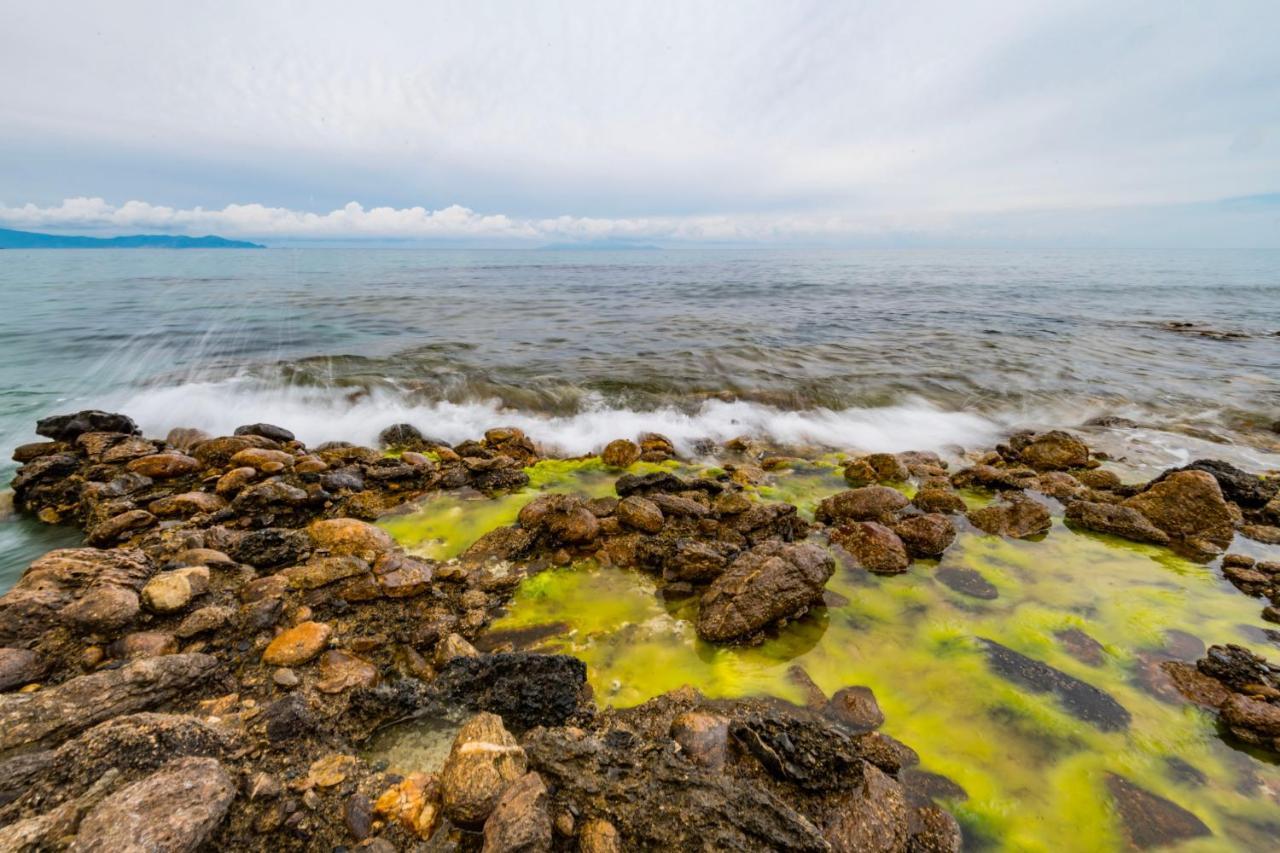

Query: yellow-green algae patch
383,461,1280,851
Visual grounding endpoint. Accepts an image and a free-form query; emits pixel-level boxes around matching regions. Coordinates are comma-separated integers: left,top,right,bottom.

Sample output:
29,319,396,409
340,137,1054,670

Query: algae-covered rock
1064,500,1170,545
1104,773,1210,849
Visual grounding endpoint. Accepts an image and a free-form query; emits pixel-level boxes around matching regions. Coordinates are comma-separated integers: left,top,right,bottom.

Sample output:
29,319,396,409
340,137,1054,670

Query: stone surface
125,452,201,479
670,710,730,769
823,763,908,853
1064,500,1170,545
697,542,835,642
36,410,138,441
261,621,331,666
373,772,442,839
440,711,529,826
935,567,998,600
892,513,957,558
825,686,885,732
68,756,235,852
601,439,641,468
616,495,664,533
978,639,1130,731
966,495,1052,539
830,522,911,574
0,646,46,691
815,486,910,524
0,548,153,643
1105,773,1211,849
1016,431,1090,471
482,771,552,853
1122,470,1234,550
314,649,378,693
307,517,395,559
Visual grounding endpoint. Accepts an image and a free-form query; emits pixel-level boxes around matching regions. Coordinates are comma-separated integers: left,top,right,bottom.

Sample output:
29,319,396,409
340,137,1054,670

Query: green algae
383,461,1280,852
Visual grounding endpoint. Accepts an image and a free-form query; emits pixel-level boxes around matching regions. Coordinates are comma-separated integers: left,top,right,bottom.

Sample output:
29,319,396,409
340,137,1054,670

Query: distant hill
0,227,264,249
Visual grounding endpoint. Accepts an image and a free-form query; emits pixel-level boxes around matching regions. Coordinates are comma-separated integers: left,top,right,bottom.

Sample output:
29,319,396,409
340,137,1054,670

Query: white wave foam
102,380,1005,456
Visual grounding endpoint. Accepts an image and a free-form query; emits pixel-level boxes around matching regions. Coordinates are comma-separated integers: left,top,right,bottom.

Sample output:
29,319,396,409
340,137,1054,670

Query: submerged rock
1104,773,1210,849
696,542,834,642
977,639,1130,731
935,567,998,600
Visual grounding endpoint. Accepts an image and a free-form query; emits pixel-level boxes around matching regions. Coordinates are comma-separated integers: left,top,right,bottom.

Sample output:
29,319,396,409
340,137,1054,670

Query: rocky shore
1,410,1278,851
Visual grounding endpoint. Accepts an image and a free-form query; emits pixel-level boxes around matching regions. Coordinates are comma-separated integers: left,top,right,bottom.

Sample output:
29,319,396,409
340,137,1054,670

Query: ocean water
2,247,1279,581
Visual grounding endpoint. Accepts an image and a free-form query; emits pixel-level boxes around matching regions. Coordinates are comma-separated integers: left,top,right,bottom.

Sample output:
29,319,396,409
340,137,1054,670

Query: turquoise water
2,248,1279,585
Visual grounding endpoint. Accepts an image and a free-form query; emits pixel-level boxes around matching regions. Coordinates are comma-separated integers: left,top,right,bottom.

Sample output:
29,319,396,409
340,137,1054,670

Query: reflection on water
382,460,1280,853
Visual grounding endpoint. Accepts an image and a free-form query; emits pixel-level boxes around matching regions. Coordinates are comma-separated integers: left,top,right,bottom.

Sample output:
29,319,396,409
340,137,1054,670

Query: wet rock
1157,458,1278,509
825,686,884,732
375,552,435,598
0,647,46,691
68,756,235,852
141,567,208,613
148,491,228,518
232,527,312,568
934,567,997,600
1013,431,1090,471
230,447,296,472
235,422,295,443
373,772,441,839
670,710,730,769
230,479,309,513
662,540,738,582
977,638,1130,731
126,452,202,479
616,495,664,533
650,492,710,518
462,526,537,565
601,438,641,468
830,522,910,574
892,513,957,558
1064,500,1170,545
824,762,908,853
435,632,480,666
1220,693,1280,746
86,509,157,546
966,495,1051,539
109,630,178,660
378,422,425,447
1104,773,1211,849
1197,643,1276,694
697,542,835,642
517,495,599,545
308,517,395,559
37,410,138,442
950,464,1038,491
578,818,623,853
440,712,528,826
1055,628,1105,666
281,555,370,590
427,652,590,731
262,621,331,666
0,547,153,643
259,693,315,742
912,488,967,515
214,466,258,496
315,649,378,693
1158,661,1231,708
344,792,373,840
815,486,910,524
615,471,716,498
1121,470,1233,551
0,653,218,750
482,771,552,853
907,803,963,852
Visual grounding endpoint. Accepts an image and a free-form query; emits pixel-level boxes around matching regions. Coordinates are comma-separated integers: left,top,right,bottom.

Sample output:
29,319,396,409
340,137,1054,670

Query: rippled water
2,247,1278,580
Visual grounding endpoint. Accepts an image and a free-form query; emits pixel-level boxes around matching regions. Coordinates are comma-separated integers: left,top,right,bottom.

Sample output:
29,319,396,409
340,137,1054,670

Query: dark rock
614,471,721,498
906,803,962,852
481,771,552,852
1105,773,1211,849
36,410,138,441
233,422,295,443
1197,644,1276,694
377,423,424,447
977,638,1130,731
429,652,590,731
345,793,373,840
461,526,536,565
823,762,908,853
260,693,316,743
912,488,967,515
824,686,884,732
935,567,998,600
1055,628,1105,666
662,540,739,582
232,528,312,568
670,710,730,769
697,542,834,642
1155,458,1278,509
616,495,664,533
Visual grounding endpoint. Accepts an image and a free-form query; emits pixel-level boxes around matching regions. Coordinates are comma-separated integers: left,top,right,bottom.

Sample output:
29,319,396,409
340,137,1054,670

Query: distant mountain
0,227,264,249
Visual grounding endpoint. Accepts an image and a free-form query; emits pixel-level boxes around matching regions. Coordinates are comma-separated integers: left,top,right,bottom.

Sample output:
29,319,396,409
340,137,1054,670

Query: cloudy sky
1,0,1277,246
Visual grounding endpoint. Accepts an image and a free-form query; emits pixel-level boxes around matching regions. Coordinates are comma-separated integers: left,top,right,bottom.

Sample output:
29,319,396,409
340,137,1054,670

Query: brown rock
0,647,46,691
315,649,378,693
579,818,622,853
109,631,178,660
126,452,202,479
831,521,910,574
966,495,1051,539
697,542,834,642
141,567,208,614
616,495,664,533
1122,470,1233,550
824,762,908,853
908,804,962,852
912,488,967,515
1017,431,1090,471
308,517,396,559
1105,773,1211,849
262,621,331,666
670,710,730,769
86,509,158,546
601,439,641,468
1221,693,1280,740
69,756,235,852
0,548,153,643
816,486,910,524
60,584,143,634
230,447,295,471
214,466,258,496
826,686,885,732
375,552,435,598
148,491,228,518
281,555,370,590
374,772,442,839
482,771,552,853
441,712,528,826
1064,501,1170,545
175,605,234,638
892,513,957,558
517,495,600,545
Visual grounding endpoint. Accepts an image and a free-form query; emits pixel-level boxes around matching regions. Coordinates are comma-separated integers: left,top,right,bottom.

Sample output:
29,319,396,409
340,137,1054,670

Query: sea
2,247,1278,585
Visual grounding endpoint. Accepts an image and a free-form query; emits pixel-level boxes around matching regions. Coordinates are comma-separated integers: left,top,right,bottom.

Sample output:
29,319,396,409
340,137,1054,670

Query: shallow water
380,460,1280,853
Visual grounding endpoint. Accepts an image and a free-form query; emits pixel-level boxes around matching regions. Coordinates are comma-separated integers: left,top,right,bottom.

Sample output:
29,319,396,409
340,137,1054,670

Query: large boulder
0,548,154,643
966,495,1051,539
697,542,834,642
815,487,909,525
440,712,528,826
829,522,910,574
1121,470,1234,550
36,410,138,442
1013,431,1090,471
1064,501,1170,545
68,756,235,852
1156,459,1278,509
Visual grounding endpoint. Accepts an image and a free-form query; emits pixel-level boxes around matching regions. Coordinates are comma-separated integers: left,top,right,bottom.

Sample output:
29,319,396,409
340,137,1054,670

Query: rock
1104,773,1211,849
378,422,425,447
1015,431,1090,471
462,526,536,564
1055,628,1105,666
1076,468,1122,490
232,528,312,568
517,495,600,545
0,547,153,643
259,693,314,742
824,763,908,853
126,452,202,479
825,686,884,732
892,514,957,558
663,540,738,582
344,792,373,840
272,667,299,688
214,466,258,497
616,495,665,533
428,652,590,731
262,621,332,666
308,517,396,559
141,567,208,614
230,479,308,512
578,818,623,853
670,710,730,769
0,653,218,750
1157,458,1278,509
966,495,1051,539
907,803,963,852
148,491,228,518
482,771,552,853
934,567,998,600
697,542,835,642
978,639,1130,731
1159,661,1231,708
374,772,442,839
649,493,710,518
375,553,435,598
435,632,480,666
281,555,370,590
601,439,641,468
830,522,910,574
109,631,178,660
1121,470,1233,550
441,712,528,826
307,753,357,787
0,647,46,691
950,463,1037,491
36,410,138,441
174,605,234,639
229,421,292,442
68,756,235,852
815,486,910,524
86,509,157,546
912,488,967,515
1064,501,1170,545
315,649,378,693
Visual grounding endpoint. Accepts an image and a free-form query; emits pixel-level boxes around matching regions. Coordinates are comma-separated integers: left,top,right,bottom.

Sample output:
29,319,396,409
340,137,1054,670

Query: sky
1,0,1278,247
